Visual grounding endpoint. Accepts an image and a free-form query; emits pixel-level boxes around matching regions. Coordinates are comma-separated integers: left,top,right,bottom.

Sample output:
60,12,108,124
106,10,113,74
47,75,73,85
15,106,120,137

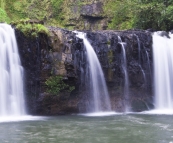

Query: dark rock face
15,28,81,115
80,2,103,17
15,28,154,115
15,30,43,114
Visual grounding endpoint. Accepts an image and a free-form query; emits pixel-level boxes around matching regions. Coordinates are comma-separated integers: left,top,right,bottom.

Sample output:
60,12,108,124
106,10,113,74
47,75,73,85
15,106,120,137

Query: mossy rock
12,18,49,37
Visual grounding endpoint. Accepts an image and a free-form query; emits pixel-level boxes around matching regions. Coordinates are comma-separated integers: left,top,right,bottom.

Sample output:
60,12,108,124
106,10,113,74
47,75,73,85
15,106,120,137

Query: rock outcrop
62,0,109,30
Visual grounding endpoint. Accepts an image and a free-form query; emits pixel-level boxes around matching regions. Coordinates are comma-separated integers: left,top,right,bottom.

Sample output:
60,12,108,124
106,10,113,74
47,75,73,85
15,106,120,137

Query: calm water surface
0,114,173,143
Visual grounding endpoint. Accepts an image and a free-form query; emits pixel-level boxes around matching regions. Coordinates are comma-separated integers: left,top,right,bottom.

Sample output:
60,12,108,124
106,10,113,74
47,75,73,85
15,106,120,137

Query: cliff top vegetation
0,0,173,31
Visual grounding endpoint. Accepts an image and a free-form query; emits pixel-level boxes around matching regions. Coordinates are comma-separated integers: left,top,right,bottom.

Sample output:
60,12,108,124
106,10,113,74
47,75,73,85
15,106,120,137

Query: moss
13,19,49,37
0,0,107,30
107,40,111,46
108,49,113,64
49,0,64,26
2,0,64,27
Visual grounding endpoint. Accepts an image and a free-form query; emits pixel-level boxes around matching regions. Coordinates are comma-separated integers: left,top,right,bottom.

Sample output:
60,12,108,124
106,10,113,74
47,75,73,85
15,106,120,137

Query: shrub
104,0,137,30
160,5,173,30
45,76,75,95
134,2,165,30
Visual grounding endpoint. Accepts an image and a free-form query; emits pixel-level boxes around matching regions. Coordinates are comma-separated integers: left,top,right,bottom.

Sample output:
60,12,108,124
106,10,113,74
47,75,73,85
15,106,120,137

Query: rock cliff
15,27,153,115
63,0,108,30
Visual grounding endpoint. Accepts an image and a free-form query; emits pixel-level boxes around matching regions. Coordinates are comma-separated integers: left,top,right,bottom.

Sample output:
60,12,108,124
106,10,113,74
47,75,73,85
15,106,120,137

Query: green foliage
134,0,173,30
2,0,65,27
45,76,75,95
2,0,173,30
5,0,27,21
160,5,173,30
0,0,5,9
104,0,173,31
14,19,49,37
104,0,136,30
0,8,10,23
26,0,51,21
134,2,165,30
50,0,64,26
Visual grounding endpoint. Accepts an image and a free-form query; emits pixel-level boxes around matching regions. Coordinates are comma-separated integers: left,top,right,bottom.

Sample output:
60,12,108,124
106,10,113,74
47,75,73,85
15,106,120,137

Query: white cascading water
135,35,147,86
152,32,173,114
0,23,26,117
75,32,112,113
118,36,130,112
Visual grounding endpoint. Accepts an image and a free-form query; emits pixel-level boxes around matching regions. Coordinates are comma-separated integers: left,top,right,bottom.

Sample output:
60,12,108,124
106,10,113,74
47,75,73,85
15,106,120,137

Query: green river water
0,114,173,143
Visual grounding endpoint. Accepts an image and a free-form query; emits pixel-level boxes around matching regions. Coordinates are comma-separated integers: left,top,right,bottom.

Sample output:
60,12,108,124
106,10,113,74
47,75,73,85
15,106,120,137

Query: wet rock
15,27,154,114
85,30,153,112
157,31,170,38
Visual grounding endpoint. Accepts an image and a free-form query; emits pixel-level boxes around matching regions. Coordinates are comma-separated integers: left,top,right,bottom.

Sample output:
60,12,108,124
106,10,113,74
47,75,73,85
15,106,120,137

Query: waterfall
135,35,141,65
75,32,111,113
144,47,151,77
135,35,147,88
0,24,26,116
118,36,130,111
152,32,173,113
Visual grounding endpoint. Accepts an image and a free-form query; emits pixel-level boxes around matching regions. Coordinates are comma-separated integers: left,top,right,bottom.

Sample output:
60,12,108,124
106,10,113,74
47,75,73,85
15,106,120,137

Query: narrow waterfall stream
0,24,26,117
75,32,112,114
152,32,173,114
118,36,130,111
135,35,147,87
